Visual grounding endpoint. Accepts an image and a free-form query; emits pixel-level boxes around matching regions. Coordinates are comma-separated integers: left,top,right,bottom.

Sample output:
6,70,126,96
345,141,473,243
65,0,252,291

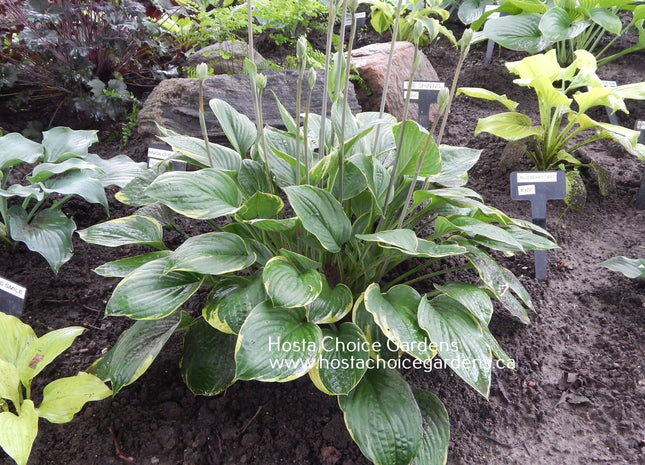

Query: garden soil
1,20,644,465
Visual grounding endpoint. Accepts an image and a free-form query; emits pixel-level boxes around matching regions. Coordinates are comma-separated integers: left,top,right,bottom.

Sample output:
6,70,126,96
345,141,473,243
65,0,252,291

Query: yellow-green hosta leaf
0,313,36,366
144,169,243,219
0,400,38,465
411,389,450,465
418,295,492,398
0,359,20,409
474,112,543,141
165,232,256,275
506,49,563,83
17,326,85,387
339,368,423,465
263,256,323,308
235,302,322,382
610,82,645,101
37,372,111,423
181,318,237,395
574,114,645,160
574,87,625,114
528,75,572,109
309,324,369,395
90,311,183,394
364,284,437,362
457,87,519,111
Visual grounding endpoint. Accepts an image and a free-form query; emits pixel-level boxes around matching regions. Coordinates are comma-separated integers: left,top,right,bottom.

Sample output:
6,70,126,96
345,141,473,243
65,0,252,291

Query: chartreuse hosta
0,312,111,465
0,127,147,272
78,82,556,464
459,49,645,210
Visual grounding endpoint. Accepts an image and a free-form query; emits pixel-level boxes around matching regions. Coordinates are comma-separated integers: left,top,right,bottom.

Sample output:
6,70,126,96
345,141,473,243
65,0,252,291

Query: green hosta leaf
28,159,97,183
106,257,203,319
352,296,399,361
458,0,496,25
332,160,369,201
306,281,353,324
457,87,519,111
418,295,492,398
0,185,44,201
0,133,42,170
364,284,436,362
116,170,160,207
8,207,75,274
0,313,36,366
210,99,257,156
349,154,390,208
42,170,107,210
37,372,111,423
0,359,20,408
0,400,38,465
245,217,301,232
588,7,622,34
181,318,237,395
434,282,493,325
90,311,183,393
165,232,255,275
426,145,482,187
411,389,450,465
539,7,591,42
41,127,97,163
483,14,549,54
356,229,419,254
78,215,164,249
309,324,369,395
236,192,283,220
474,112,543,141
392,121,441,178
277,249,321,271
93,251,172,278
203,274,266,334
235,302,322,382
237,159,272,198
283,185,351,253
445,215,524,251
339,368,423,465
83,153,149,188
17,326,84,387
158,132,241,171
144,169,242,219
600,256,645,279
263,256,323,308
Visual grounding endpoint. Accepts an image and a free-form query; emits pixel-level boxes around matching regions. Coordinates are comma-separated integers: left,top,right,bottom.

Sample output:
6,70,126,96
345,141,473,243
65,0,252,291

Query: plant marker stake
483,6,506,65
0,275,26,318
147,144,187,171
636,120,645,210
598,80,620,126
403,81,445,129
344,12,366,47
510,171,566,280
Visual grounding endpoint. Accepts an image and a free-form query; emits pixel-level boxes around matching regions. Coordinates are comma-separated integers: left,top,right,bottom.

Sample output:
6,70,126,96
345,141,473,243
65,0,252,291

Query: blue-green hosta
0,312,112,465
80,97,555,465
0,127,147,272
459,0,645,66
459,49,645,209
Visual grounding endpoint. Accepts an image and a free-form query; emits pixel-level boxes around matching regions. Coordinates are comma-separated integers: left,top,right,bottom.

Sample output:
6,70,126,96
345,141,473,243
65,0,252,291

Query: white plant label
517,185,536,196
0,276,26,299
403,81,445,91
516,172,559,183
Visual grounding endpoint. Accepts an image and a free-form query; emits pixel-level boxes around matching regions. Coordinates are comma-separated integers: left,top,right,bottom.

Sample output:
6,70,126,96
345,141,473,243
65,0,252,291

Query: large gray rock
138,70,362,141
186,40,265,75
350,41,440,125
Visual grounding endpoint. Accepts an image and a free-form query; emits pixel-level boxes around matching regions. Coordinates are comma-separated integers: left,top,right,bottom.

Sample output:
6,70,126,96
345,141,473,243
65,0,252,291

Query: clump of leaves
0,0,176,120
459,0,645,66
458,49,645,209
0,312,112,465
0,127,147,272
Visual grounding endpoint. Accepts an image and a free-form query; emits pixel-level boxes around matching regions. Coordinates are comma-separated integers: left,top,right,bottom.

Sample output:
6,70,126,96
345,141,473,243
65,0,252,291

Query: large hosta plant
80,75,554,463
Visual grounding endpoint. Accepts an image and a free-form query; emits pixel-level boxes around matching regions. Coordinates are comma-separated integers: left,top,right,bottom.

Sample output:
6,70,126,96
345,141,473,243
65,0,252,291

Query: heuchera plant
458,49,645,209
0,312,112,465
79,41,555,465
0,127,147,272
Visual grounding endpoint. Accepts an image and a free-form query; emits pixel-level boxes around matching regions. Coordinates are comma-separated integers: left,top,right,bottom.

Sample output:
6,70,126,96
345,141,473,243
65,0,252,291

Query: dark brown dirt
1,17,644,465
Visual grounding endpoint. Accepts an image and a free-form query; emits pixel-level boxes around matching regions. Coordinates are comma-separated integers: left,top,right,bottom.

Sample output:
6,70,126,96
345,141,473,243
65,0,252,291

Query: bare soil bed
1,19,644,465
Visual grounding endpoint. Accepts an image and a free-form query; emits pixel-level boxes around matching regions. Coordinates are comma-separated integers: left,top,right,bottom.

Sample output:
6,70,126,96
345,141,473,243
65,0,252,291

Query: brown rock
350,41,440,127
138,70,362,142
